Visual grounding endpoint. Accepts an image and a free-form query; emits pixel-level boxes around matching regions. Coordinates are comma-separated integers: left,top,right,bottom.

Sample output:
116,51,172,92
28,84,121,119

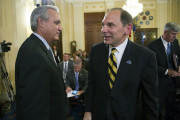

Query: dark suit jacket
66,68,88,92
84,40,159,120
15,34,67,120
148,37,180,102
58,61,73,73
53,49,61,63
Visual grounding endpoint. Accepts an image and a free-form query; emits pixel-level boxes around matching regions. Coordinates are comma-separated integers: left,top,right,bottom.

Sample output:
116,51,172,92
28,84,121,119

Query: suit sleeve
174,39,180,67
84,46,96,112
141,52,159,120
147,43,167,77
16,49,51,120
65,71,71,88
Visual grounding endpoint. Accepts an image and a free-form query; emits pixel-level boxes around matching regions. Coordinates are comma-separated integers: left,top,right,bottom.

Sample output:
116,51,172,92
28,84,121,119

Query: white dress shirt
109,38,128,70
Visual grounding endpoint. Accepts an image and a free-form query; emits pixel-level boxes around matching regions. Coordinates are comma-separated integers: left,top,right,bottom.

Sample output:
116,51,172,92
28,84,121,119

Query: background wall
0,0,179,100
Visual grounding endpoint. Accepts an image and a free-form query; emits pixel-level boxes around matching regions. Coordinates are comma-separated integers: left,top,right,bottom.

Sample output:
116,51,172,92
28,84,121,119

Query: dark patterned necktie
167,42,173,68
75,72,79,91
75,72,79,98
108,48,117,89
64,63,67,73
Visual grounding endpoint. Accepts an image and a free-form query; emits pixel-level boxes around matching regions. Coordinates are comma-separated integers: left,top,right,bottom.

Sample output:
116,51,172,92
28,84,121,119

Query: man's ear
125,24,133,35
38,17,44,28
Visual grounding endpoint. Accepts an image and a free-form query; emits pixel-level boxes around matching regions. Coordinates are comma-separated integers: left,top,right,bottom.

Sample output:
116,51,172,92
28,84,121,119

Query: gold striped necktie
108,48,117,89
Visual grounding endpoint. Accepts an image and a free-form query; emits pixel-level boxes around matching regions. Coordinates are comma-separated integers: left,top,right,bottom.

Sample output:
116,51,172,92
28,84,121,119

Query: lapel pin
126,60,132,64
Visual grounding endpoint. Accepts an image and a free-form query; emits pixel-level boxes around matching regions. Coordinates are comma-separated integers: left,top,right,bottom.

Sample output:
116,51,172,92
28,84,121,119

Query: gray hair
164,22,180,32
109,8,133,27
30,5,59,32
73,60,82,66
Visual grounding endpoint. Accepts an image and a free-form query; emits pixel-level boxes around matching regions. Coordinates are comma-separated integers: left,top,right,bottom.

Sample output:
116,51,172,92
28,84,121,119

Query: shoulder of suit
80,69,88,74
147,37,161,48
91,42,108,52
128,41,155,55
92,42,106,48
19,35,46,55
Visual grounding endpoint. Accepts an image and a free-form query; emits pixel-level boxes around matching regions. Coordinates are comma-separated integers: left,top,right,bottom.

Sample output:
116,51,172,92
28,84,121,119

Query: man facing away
83,8,159,120
15,5,67,120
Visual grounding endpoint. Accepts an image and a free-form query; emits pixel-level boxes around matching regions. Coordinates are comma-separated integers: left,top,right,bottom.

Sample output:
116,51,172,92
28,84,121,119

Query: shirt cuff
165,69,168,75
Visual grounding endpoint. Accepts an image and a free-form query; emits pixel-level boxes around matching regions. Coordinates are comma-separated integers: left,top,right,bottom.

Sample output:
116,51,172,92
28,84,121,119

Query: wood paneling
84,12,105,54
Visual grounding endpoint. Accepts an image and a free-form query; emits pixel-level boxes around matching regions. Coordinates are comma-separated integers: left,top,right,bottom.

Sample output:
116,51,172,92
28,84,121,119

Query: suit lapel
112,40,134,88
30,34,59,71
72,71,76,86
104,45,111,91
46,50,57,67
157,38,169,65
158,38,167,56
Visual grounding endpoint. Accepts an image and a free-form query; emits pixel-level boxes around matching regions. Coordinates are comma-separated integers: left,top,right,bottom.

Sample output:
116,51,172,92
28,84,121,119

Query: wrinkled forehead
102,10,121,23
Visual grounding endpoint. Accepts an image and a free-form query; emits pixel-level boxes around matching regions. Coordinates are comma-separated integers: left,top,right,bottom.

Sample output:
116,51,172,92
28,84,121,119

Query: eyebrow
54,20,60,24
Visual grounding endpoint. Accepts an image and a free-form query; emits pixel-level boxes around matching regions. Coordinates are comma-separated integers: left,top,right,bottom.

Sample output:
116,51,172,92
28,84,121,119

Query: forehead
102,10,121,23
166,31,178,34
74,65,81,67
171,31,178,34
48,9,60,19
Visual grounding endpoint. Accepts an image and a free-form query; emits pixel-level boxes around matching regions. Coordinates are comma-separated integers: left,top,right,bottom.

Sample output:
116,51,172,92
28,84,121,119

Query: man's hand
83,112,92,120
65,86,72,94
168,69,179,77
77,90,84,95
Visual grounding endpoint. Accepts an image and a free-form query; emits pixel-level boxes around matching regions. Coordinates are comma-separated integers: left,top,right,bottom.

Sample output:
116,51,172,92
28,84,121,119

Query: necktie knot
75,72,78,78
111,48,117,54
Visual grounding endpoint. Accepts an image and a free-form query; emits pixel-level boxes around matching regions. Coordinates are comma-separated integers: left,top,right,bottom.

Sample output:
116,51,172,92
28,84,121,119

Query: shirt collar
33,32,50,50
161,36,171,49
109,38,128,53
161,36,169,45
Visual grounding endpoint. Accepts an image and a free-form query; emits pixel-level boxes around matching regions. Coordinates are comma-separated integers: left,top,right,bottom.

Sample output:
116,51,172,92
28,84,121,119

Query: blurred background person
58,53,73,81
66,59,88,120
148,22,180,120
52,45,61,64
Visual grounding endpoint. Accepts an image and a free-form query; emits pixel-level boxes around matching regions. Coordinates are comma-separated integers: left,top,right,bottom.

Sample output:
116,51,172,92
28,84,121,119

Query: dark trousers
159,89,176,120
165,90,176,120
69,97,85,120
70,104,84,120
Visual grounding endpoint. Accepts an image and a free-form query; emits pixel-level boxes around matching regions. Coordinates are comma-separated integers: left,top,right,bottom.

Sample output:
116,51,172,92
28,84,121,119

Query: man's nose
101,26,108,33
58,25,62,31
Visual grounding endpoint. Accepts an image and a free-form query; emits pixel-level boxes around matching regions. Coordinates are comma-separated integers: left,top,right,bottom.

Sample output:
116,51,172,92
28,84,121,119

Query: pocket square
126,60,132,64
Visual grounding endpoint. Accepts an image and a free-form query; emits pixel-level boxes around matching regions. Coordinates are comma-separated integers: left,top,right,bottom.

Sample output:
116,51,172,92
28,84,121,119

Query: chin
54,37,59,41
104,40,111,45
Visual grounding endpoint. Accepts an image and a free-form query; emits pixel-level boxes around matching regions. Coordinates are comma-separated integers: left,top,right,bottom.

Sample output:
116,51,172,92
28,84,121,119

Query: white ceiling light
123,0,143,18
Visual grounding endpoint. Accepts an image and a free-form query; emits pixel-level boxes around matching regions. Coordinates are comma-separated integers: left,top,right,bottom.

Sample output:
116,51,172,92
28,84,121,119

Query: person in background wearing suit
52,45,61,64
83,8,159,120
148,22,180,120
15,5,67,120
66,59,88,120
58,53,73,81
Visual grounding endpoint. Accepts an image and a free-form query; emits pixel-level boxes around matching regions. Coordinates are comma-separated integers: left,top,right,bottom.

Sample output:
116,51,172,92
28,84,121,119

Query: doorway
84,12,105,54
